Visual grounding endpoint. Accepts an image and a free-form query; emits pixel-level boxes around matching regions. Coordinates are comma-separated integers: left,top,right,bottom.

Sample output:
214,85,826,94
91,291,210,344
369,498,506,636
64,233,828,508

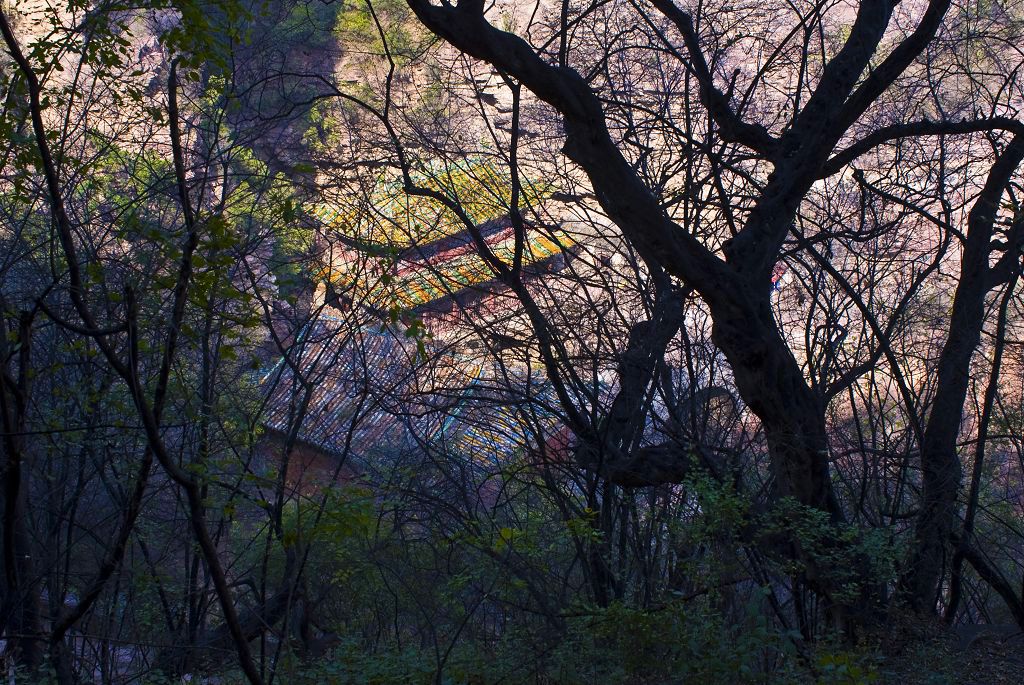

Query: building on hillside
258,307,568,500
258,181,581,495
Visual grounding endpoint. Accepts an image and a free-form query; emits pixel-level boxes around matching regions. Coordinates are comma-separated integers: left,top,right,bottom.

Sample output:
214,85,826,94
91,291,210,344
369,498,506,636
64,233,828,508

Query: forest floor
873,617,1024,684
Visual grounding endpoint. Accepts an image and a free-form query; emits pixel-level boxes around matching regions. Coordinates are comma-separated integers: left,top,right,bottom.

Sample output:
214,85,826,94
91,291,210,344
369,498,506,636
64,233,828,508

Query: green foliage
272,0,342,50
276,639,436,684
236,484,376,593
334,0,422,63
814,649,880,685
269,596,821,684
684,467,750,541
161,0,252,74
543,598,799,684
760,499,899,607
674,472,898,616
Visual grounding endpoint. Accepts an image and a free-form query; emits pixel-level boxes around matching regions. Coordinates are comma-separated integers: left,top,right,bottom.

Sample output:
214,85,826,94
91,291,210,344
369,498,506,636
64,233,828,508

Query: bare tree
397,0,1024,626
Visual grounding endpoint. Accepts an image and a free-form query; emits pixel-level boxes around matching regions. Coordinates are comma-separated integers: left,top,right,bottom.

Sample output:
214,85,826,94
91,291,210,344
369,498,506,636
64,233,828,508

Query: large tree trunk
0,309,44,671
711,296,838,516
400,0,898,521
904,134,1024,609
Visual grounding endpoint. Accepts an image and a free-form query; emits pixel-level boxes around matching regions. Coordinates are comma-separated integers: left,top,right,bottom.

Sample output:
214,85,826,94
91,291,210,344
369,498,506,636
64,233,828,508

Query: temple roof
313,211,576,313
307,162,573,314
